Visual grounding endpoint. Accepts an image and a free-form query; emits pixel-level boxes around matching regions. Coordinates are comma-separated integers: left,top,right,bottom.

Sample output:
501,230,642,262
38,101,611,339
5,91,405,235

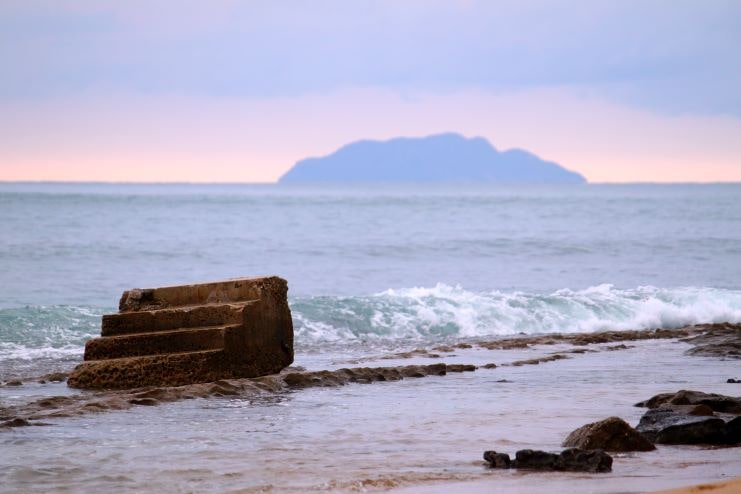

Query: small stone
483,451,511,468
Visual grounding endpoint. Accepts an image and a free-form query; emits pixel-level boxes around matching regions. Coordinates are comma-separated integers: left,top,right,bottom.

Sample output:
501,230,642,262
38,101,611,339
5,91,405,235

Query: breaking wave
0,305,104,361
2,285,741,363
292,284,741,343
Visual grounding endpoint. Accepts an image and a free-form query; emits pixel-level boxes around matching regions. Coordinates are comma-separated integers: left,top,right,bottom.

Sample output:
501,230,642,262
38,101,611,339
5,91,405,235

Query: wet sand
652,478,741,494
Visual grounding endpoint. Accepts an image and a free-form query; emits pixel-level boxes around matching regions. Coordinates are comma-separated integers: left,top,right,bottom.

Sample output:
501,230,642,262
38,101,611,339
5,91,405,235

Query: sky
1,0,740,183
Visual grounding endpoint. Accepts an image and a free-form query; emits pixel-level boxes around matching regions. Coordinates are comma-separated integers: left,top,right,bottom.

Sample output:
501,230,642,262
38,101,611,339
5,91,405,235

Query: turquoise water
1,183,741,378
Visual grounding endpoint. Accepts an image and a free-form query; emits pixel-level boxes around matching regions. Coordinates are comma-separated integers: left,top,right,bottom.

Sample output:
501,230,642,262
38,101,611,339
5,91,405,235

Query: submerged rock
562,416,655,452
484,448,612,473
1,418,31,428
68,277,294,389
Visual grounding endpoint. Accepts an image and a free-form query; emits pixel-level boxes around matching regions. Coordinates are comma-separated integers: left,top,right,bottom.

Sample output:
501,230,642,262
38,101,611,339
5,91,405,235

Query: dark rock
728,378,740,383
128,398,159,406
514,449,561,470
635,390,741,414
636,408,727,444
515,448,612,472
5,380,22,386
725,416,741,444
562,416,655,452
603,344,632,351
446,364,477,373
558,448,613,473
1,418,30,428
485,449,612,473
508,354,570,366
483,451,511,468
656,404,715,416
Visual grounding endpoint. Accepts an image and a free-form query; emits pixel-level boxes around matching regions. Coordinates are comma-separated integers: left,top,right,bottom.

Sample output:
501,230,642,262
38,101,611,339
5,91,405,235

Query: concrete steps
68,277,294,390
101,302,250,336
84,324,237,360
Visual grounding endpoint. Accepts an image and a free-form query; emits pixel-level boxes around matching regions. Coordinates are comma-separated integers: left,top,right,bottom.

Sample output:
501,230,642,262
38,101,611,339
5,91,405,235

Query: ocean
1,183,740,493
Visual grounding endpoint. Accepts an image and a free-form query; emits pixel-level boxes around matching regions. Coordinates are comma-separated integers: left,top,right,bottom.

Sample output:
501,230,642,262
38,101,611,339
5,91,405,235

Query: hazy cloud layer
2,0,740,116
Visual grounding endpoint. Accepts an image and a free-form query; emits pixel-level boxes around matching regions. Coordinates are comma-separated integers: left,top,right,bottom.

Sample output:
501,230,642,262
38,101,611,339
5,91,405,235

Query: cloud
1,1,740,116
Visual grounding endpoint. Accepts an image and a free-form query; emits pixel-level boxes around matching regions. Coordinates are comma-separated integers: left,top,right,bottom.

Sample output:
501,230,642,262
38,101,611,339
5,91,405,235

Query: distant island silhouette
279,133,586,184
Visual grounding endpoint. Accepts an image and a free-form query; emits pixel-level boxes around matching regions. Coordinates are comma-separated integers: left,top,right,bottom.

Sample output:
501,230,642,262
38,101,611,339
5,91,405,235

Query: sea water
1,183,740,492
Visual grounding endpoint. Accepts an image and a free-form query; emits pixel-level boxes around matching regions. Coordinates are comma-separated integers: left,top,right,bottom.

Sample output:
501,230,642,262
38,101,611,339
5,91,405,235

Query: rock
683,323,741,359
508,354,570,366
1,418,30,428
483,451,511,468
636,408,727,444
635,390,741,414
38,372,68,384
485,448,612,473
728,378,740,383
558,448,613,473
446,364,477,372
513,449,561,470
722,416,741,444
562,416,655,452
4,380,22,386
68,277,294,389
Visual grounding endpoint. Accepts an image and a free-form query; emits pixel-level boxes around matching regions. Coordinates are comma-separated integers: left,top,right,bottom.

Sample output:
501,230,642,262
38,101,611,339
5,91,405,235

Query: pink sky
2,88,740,183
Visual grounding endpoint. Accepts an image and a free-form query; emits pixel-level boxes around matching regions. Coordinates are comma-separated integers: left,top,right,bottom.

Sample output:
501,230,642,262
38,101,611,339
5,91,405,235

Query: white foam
293,284,741,343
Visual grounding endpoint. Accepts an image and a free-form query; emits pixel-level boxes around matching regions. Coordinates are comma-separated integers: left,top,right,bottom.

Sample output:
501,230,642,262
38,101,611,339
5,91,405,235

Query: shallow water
2,340,739,493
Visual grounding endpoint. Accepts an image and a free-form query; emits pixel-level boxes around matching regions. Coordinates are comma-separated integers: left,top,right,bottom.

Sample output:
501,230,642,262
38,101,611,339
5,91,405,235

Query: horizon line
2,180,741,186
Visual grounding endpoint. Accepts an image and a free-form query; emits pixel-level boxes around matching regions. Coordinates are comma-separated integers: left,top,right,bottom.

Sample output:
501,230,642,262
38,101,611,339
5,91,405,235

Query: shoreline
2,323,733,426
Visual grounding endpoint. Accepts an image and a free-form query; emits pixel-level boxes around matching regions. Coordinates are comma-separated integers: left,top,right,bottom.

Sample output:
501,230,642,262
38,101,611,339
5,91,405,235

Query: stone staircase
68,277,294,389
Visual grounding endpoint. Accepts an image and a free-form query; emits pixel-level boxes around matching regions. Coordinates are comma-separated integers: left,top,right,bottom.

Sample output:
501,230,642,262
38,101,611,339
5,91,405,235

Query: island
279,133,586,184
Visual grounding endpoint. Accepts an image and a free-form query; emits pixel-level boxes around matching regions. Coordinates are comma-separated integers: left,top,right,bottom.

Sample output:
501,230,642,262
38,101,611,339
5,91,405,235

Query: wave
292,284,741,343
0,305,103,361
2,285,740,362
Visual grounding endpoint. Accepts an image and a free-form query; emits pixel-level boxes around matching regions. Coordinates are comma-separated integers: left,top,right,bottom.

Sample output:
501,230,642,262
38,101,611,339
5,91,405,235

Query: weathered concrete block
68,277,294,389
